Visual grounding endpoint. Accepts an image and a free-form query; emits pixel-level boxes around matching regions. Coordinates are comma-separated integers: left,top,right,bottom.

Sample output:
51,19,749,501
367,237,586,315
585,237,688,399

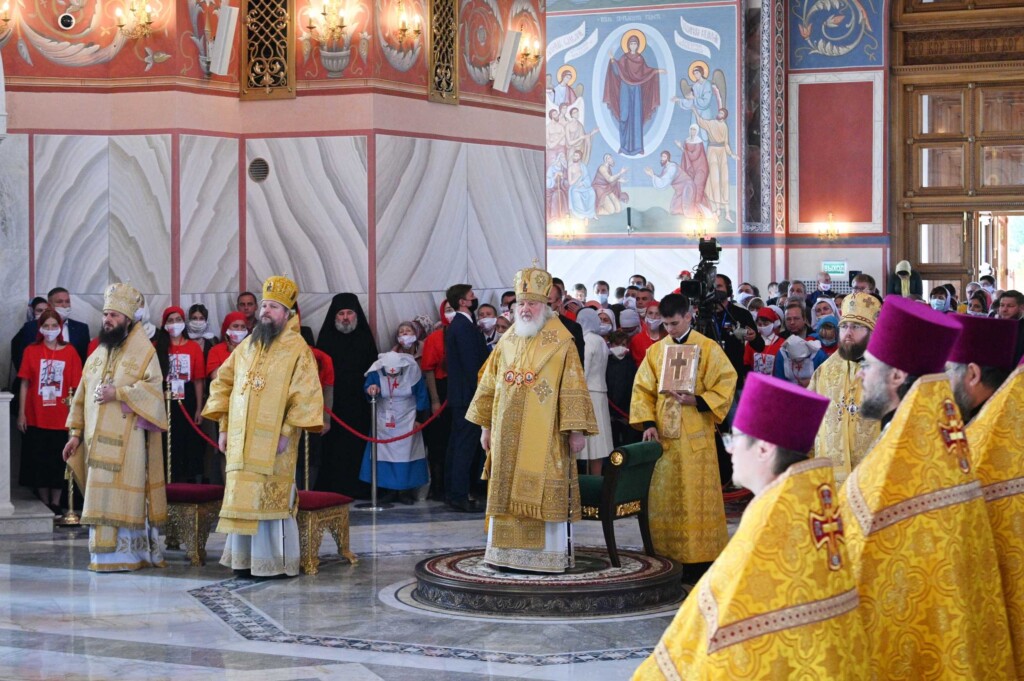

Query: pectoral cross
809,484,844,571
669,355,689,382
940,399,970,473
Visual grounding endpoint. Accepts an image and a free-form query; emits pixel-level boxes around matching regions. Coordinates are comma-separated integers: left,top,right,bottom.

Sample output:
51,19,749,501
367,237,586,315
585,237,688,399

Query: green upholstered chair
578,441,664,568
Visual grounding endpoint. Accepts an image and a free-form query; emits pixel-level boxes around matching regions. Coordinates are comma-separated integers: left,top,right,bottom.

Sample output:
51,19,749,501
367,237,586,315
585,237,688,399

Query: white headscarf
576,308,602,336
810,298,840,328
365,351,422,385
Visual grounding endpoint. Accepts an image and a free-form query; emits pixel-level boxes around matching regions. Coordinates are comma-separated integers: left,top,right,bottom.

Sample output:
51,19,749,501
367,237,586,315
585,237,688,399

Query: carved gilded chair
296,491,358,575
165,483,224,566
577,441,664,568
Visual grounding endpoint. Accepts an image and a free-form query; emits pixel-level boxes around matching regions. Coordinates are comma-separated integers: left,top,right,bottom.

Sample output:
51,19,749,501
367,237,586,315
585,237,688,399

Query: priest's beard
837,335,869,362
336,320,357,334
98,320,131,349
252,316,284,350
946,363,974,421
515,307,553,338
859,370,895,421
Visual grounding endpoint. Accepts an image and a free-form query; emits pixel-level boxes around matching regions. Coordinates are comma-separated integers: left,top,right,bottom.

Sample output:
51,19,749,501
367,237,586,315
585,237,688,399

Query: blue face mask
930,298,948,312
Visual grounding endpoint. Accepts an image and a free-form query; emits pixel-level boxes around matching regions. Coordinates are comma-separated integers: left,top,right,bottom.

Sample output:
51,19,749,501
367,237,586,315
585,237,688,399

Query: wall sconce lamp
517,23,540,68
394,0,421,45
819,211,839,241
685,217,711,241
116,1,154,39
1,2,11,26
552,217,582,243
307,0,348,45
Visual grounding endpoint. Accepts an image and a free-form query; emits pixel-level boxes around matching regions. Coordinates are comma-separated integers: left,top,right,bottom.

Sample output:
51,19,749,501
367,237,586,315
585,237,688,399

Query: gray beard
252,318,283,350
514,313,546,338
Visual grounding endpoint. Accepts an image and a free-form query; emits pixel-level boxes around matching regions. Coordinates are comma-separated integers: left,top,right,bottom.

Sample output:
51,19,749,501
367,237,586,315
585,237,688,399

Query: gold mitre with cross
103,282,144,319
262,275,299,309
840,292,881,331
513,265,553,303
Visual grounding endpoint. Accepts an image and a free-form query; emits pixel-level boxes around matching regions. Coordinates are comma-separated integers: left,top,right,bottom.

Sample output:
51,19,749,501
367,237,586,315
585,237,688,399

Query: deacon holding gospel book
630,294,737,583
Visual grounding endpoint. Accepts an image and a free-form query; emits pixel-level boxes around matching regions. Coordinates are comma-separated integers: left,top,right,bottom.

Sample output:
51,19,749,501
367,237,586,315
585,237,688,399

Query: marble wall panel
180,135,240,294
246,136,368,295
108,135,172,294
376,136,468,294
67,294,106,340
467,145,545,290
34,135,109,294
0,135,30,388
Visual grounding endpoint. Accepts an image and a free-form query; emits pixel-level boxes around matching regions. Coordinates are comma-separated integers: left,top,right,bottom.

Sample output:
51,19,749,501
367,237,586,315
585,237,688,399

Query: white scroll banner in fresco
563,29,599,63
679,16,721,50
674,31,711,58
546,21,586,62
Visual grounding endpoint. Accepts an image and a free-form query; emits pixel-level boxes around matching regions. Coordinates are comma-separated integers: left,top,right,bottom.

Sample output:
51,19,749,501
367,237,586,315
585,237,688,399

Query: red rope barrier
326,401,448,444
177,401,224,452
607,397,631,420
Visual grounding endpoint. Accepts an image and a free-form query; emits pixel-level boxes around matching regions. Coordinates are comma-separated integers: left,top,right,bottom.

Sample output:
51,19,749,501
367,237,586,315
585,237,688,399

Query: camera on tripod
678,238,725,342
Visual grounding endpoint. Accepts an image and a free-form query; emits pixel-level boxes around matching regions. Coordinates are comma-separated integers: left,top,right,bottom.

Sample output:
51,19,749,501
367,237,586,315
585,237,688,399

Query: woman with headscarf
597,308,616,341
361,352,430,504
810,298,840,329
576,308,614,474
315,293,378,498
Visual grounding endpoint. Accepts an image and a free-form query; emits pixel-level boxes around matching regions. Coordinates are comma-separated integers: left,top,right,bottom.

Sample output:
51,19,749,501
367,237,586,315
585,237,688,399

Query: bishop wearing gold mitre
466,266,598,573
203,276,324,577
807,292,881,486
947,314,1024,677
635,373,867,680
64,282,169,572
630,294,736,579
840,296,1015,679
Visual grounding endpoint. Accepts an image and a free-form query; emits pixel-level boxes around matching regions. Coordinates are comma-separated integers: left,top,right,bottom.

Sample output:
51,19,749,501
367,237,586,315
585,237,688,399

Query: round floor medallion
412,547,683,617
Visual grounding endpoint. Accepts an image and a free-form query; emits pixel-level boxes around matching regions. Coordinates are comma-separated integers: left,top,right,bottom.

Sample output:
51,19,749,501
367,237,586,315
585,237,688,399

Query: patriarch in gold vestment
945,313,1024,677
808,292,881,486
630,294,736,571
64,283,168,572
839,296,1015,679
466,266,598,573
203,276,323,577
635,373,867,680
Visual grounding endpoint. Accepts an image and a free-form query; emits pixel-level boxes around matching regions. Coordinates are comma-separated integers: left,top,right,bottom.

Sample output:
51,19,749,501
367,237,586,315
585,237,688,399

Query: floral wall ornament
460,0,500,86
791,0,878,65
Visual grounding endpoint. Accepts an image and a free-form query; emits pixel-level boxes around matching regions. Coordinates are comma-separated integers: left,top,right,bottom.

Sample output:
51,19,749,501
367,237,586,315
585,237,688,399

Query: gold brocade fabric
203,316,324,535
839,374,1015,680
66,324,168,539
630,332,735,564
808,352,879,487
634,459,867,681
466,316,598,541
966,365,1024,678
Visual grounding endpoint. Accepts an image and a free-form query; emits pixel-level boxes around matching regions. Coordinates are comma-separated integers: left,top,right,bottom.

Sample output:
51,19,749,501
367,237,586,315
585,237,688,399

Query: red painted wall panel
797,81,873,225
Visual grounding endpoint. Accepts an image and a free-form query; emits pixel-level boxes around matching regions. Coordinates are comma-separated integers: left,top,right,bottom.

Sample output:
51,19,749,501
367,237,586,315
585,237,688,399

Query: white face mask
227,329,248,344
398,334,417,348
188,320,208,336
54,306,71,320
609,346,629,359
478,317,497,331
166,322,185,338
646,318,662,330
598,322,612,335
982,284,995,294
494,331,504,342
758,324,776,339
624,297,637,310
597,293,608,304
819,282,831,292
444,311,456,323
41,328,62,342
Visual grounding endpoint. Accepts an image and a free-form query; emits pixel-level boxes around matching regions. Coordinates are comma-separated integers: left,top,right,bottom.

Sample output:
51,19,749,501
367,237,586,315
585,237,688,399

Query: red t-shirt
86,337,100,357
744,336,786,375
311,347,335,387
629,330,664,367
421,329,447,380
18,343,84,430
205,342,232,379
167,340,207,383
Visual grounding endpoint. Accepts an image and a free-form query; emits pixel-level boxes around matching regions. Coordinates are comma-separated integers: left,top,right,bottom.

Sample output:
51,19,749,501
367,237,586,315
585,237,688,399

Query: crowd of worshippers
7,267,1024,517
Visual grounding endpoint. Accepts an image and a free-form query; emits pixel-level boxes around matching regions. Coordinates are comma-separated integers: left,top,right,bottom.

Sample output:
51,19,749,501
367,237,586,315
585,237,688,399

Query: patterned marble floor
0,501,712,680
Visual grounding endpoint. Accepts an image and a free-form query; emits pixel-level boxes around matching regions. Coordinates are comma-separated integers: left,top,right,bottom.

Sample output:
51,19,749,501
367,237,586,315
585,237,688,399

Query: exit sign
822,261,848,277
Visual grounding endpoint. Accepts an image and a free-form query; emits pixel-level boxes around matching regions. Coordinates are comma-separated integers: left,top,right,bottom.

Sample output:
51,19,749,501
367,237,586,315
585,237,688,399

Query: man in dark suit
547,281,585,361
444,283,489,512
13,287,91,370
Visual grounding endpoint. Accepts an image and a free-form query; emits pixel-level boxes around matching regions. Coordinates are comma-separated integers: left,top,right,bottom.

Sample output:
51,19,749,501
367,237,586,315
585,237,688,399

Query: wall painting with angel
545,3,741,237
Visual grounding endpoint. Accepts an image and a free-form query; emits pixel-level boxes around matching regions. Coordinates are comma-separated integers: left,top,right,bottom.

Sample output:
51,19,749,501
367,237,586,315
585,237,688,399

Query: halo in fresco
619,29,647,54
557,64,577,86
593,23,676,160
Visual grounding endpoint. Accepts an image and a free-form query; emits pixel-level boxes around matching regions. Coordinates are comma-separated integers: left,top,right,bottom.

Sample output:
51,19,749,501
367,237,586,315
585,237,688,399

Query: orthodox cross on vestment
809,483,844,571
939,399,971,474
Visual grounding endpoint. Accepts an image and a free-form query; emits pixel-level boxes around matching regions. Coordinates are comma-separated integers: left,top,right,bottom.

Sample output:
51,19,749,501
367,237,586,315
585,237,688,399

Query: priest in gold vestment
808,292,881,486
946,314,1024,676
840,296,1015,679
635,374,867,680
630,294,736,577
466,266,598,573
203,276,324,577
64,282,168,572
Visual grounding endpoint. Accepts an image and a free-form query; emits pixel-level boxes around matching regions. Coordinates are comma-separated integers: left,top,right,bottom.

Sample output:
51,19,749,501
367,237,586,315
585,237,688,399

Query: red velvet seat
297,490,353,511
166,483,225,504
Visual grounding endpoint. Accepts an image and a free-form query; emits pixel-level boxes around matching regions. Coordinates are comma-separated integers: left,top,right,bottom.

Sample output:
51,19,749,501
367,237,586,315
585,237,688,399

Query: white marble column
0,392,55,534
